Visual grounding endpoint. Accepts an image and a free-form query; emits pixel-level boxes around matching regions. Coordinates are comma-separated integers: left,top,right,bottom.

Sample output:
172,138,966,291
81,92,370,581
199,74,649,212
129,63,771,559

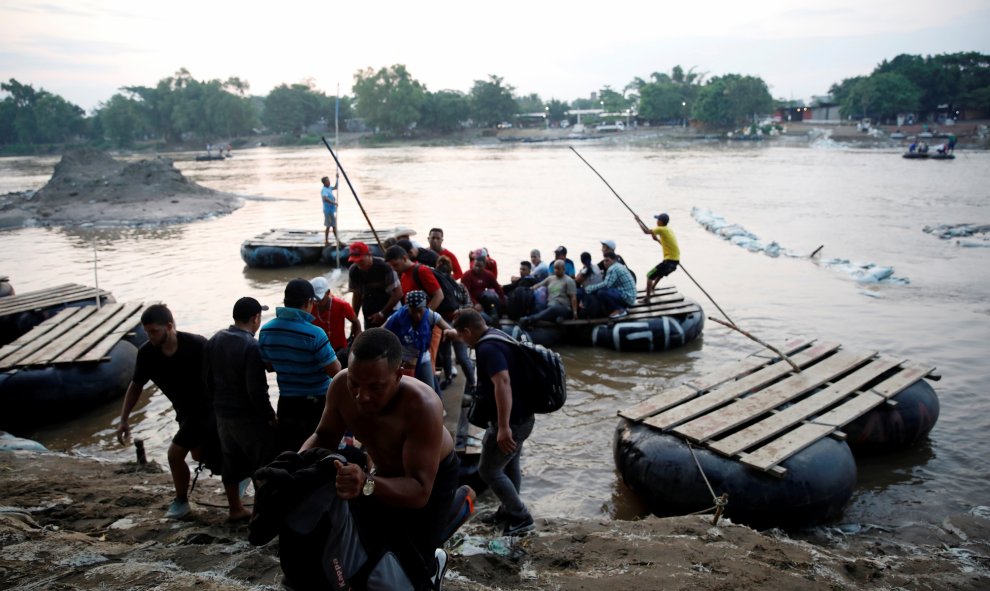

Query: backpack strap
477,329,519,347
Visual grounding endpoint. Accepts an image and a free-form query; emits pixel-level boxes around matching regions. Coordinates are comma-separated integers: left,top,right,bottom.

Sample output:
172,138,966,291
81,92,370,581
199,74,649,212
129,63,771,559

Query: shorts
647,259,679,281
324,211,337,229
172,414,211,451
217,416,276,485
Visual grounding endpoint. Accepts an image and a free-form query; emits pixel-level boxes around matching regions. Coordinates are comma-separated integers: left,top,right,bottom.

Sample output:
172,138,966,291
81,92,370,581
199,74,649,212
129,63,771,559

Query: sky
1,0,989,112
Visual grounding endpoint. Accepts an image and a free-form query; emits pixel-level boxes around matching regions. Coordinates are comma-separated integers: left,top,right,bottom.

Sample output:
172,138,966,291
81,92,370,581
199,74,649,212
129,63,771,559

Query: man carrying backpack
453,310,536,536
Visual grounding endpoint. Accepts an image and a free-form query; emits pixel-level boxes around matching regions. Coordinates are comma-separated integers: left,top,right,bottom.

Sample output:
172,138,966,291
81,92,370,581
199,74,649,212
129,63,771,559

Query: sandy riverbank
1,449,987,590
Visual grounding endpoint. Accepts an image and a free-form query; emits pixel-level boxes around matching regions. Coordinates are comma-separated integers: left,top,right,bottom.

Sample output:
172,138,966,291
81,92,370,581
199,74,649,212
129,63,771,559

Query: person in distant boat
919,143,929,154
575,251,603,288
908,142,918,153
642,212,680,303
310,276,362,368
204,297,275,522
948,134,957,153
259,279,341,453
321,175,340,247
116,304,217,520
300,328,459,591
347,241,402,328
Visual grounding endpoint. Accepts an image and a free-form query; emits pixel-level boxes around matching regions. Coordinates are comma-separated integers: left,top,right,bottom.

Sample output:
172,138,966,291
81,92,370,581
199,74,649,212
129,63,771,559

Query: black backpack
477,330,566,414
412,263,460,316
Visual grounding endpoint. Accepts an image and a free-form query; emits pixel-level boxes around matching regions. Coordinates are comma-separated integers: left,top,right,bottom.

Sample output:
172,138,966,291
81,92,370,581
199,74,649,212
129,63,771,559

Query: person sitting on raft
583,252,637,319
519,259,578,327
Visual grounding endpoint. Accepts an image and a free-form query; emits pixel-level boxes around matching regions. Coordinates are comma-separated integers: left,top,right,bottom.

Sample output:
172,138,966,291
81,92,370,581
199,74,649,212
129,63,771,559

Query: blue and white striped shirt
259,307,336,398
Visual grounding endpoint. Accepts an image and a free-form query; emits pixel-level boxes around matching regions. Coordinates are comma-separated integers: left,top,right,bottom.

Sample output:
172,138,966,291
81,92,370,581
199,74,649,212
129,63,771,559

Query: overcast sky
1,0,988,112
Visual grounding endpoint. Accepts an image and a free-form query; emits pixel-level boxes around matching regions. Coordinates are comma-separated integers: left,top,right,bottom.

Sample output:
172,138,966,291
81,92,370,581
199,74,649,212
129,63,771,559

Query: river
1,137,988,537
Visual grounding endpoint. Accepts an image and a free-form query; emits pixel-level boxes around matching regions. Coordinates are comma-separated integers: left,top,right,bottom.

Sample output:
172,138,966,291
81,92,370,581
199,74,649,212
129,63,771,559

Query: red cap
348,241,370,262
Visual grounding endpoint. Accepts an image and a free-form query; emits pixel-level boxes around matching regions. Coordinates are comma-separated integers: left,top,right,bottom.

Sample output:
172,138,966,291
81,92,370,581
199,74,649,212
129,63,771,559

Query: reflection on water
1,144,989,533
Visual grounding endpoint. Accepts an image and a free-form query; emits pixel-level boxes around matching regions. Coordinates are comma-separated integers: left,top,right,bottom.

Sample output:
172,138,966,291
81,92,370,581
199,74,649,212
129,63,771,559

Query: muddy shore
1,450,987,590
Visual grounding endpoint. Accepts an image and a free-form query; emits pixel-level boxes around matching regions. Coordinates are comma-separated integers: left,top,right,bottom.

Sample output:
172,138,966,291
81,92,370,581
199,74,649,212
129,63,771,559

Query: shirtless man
301,328,458,589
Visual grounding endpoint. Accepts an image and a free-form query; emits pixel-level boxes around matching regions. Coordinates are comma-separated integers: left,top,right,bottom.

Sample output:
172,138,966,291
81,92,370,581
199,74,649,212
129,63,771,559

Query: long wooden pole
334,86,341,268
321,137,384,252
568,145,800,372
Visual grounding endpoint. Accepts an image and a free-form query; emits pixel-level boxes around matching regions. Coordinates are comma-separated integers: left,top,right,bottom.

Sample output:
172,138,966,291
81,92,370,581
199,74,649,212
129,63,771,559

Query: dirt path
1,450,986,590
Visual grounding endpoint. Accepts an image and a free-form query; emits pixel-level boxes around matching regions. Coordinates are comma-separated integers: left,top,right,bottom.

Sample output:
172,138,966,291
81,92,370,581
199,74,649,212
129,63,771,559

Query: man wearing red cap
347,241,402,328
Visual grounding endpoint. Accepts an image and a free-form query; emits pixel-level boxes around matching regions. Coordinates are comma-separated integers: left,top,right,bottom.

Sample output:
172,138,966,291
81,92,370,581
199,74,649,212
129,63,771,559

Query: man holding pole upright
321,175,340,247
642,212,680,303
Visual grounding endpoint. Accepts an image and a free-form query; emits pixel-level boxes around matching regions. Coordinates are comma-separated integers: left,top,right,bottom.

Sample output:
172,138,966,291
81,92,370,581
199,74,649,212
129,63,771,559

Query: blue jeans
593,287,627,313
439,338,475,389
479,414,535,522
527,303,569,323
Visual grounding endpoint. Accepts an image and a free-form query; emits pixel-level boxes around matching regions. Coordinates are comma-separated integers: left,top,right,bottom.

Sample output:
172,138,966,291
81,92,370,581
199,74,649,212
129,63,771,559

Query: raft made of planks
0,302,147,370
618,339,937,476
544,285,700,327
241,226,417,249
0,283,113,318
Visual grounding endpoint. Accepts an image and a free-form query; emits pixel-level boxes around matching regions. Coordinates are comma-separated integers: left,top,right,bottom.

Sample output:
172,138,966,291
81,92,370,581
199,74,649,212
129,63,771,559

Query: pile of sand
0,149,242,229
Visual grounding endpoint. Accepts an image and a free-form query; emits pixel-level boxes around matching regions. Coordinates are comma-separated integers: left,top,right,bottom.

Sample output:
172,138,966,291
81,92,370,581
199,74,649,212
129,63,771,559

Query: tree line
1,52,987,149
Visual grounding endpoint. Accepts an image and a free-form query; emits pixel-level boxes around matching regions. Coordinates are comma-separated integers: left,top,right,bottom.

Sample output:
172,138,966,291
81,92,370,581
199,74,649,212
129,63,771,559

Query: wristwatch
362,469,376,496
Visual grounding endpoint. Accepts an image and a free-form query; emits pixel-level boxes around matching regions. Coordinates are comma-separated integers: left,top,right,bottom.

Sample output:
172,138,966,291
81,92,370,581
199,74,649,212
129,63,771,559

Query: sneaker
503,515,535,536
608,309,628,319
451,367,459,378
432,548,449,591
164,498,191,520
479,508,506,526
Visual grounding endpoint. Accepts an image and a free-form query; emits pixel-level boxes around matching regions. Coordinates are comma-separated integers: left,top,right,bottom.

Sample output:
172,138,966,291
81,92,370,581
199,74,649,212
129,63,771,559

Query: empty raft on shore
502,285,704,352
240,227,409,268
0,283,114,347
614,339,938,529
0,302,149,433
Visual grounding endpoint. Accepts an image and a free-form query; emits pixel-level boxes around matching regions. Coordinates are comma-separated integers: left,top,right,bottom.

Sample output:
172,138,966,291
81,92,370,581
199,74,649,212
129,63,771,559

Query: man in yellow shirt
642,213,680,302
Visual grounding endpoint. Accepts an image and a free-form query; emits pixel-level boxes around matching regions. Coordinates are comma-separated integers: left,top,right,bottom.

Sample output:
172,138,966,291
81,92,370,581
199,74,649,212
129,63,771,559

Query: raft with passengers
240,227,413,268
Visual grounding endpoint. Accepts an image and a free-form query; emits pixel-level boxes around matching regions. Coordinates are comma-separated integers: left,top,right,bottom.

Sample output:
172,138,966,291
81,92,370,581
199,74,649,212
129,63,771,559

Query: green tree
352,64,426,136
692,74,773,127
546,98,569,124
598,86,628,112
638,82,685,123
0,78,86,145
95,94,148,146
840,73,921,122
419,90,470,133
263,83,322,133
515,92,544,114
469,75,516,128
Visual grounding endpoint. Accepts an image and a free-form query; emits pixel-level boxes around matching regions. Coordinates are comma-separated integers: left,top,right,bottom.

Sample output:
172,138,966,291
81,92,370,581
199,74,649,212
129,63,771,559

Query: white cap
310,276,330,299
601,239,616,250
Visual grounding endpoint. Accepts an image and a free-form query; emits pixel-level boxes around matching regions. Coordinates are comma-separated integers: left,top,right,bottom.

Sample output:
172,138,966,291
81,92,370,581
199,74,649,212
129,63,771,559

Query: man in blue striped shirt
259,278,341,452
583,252,637,319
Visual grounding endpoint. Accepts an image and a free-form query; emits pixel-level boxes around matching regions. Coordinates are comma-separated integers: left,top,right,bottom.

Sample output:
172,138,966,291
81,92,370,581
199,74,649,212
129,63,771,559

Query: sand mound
0,149,241,229
36,149,216,203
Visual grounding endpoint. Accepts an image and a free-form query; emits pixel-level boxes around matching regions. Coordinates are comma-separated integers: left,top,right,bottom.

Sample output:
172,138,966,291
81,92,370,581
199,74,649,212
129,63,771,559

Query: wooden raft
0,283,113,318
242,227,416,248
0,303,147,370
618,339,937,476
529,285,701,327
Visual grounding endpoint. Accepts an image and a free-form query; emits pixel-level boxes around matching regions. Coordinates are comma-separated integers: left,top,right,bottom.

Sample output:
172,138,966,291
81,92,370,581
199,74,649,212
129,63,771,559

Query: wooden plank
739,423,836,473
709,356,903,456
0,284,111,317
17,304,123,366
0,306,88,364
812,362,934,427
643,341,842,430
617,338,816,421
53,302,144,363
0,307,99,369
673,348,877,443
75,303,146,362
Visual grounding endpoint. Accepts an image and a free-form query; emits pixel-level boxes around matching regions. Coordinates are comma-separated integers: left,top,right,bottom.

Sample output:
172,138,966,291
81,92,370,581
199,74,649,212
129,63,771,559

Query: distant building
807,96,841,124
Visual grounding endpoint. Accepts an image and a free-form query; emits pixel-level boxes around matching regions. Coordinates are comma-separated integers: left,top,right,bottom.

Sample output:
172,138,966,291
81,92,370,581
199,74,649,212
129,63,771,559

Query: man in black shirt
347,241,402,328
116,304,214,520
205,297,276,521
